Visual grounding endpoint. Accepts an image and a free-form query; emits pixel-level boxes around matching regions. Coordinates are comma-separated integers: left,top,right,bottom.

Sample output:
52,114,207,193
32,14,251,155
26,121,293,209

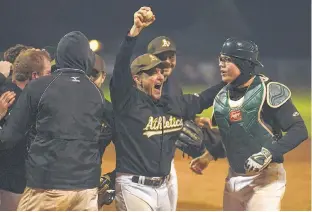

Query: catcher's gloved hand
175,120,206,158
98,171,116,207
244,147,272,174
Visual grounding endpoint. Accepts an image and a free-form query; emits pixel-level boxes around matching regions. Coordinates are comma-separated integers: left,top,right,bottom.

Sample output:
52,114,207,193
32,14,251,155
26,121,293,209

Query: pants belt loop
139,176,145,185
138,176,141,184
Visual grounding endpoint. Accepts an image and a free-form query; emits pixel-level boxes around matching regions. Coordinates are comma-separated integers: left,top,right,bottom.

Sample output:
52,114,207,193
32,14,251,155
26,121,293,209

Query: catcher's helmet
220,38,263,67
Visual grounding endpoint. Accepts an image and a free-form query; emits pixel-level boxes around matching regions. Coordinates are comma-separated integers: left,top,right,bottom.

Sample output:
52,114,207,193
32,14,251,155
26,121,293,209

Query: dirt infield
100,139,311,211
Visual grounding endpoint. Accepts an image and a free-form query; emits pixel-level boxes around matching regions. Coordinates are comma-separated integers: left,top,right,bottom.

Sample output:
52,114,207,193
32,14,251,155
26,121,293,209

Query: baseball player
97,36,212,210
97,37,216,211
110,7,225,211
147,36,213,211
190,38,308,210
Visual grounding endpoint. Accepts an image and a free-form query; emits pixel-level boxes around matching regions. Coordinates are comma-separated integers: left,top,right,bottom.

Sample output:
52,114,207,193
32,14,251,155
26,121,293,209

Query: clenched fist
129,7,155,37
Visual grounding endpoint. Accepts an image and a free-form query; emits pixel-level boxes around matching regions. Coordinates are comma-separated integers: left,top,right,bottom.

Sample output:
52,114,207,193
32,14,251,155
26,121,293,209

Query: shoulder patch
266,82,291,108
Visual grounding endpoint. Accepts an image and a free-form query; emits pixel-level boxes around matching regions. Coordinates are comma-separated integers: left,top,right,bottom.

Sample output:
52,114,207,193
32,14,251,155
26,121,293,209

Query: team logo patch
229,110,242,122
292,111,299,117
149,54,158,61
71,76,80,82
162,39,171,47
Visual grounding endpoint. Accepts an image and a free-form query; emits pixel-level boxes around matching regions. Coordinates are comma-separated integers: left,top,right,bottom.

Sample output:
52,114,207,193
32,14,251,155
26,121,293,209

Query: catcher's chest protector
213,76,274,174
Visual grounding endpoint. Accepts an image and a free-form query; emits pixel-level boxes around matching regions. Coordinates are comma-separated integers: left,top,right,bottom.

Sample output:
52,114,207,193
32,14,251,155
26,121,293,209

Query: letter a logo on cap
149,54,157,61
162,39,171,47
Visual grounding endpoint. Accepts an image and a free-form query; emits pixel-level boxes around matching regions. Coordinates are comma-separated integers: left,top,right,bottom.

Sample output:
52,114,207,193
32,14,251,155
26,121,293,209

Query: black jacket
0,31,106,189
110,34,224,177
99,98,114,157
0,82,25,193
0,73,6,87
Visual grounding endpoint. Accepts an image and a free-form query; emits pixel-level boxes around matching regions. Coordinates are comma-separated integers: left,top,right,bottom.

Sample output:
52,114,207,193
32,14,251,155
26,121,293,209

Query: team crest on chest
143,116,183,137
229,110,242,122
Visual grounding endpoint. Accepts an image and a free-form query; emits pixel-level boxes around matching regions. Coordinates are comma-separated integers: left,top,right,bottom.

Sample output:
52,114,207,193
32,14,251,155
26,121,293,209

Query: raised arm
110,7,155,109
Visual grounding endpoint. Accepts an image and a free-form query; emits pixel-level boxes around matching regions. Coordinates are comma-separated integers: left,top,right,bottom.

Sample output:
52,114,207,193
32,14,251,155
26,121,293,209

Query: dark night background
0,0,310,88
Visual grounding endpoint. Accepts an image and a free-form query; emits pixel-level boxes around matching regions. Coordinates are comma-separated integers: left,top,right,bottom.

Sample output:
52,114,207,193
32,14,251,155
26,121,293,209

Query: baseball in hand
145,10,154,21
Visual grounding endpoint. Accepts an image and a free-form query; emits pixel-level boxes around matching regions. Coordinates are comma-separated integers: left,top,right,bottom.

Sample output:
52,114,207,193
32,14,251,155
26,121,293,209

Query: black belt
131,175,168,187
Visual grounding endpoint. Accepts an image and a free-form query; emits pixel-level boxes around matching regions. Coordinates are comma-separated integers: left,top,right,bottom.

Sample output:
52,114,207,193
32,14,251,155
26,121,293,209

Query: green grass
102,84,311,136
291,93,311,136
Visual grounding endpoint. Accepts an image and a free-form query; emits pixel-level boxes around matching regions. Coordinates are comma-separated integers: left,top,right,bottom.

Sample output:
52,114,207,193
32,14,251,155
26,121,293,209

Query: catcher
190,38,308,210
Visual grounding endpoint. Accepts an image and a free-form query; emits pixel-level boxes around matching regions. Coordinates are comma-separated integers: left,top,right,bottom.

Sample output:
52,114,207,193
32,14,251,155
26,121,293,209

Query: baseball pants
115,172,171,211
0,189,22,211
17,187,98,211
168,159,178,211
223,163,286,211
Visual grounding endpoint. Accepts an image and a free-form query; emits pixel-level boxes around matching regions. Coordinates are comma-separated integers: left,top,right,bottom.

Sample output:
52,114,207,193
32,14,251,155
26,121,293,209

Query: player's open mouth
154,84,162,90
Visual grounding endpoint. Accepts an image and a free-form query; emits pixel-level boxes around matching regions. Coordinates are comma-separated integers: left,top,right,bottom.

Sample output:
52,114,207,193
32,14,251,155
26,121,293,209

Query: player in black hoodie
0,31,107,211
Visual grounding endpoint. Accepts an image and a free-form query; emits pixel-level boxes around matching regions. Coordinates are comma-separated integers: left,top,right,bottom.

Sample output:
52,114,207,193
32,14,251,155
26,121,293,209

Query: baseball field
100,86,311,211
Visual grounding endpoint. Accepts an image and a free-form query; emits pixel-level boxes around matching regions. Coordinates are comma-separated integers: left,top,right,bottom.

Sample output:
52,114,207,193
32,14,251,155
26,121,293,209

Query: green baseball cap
130,53,169,75
147,36,176,55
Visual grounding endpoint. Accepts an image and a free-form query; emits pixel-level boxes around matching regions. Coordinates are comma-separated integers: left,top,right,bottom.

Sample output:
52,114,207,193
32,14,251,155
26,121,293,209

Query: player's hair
3,44,32,63
89,68,105,80
12,49,51,82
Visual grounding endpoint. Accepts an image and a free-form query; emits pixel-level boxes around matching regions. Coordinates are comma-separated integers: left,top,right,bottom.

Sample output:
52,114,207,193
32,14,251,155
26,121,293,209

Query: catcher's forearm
201,127,226,160
264,120,308,159
205,141,226,160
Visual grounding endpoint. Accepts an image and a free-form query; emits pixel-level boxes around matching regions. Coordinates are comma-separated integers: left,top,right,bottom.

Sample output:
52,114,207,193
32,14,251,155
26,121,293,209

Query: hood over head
56,31,95,74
